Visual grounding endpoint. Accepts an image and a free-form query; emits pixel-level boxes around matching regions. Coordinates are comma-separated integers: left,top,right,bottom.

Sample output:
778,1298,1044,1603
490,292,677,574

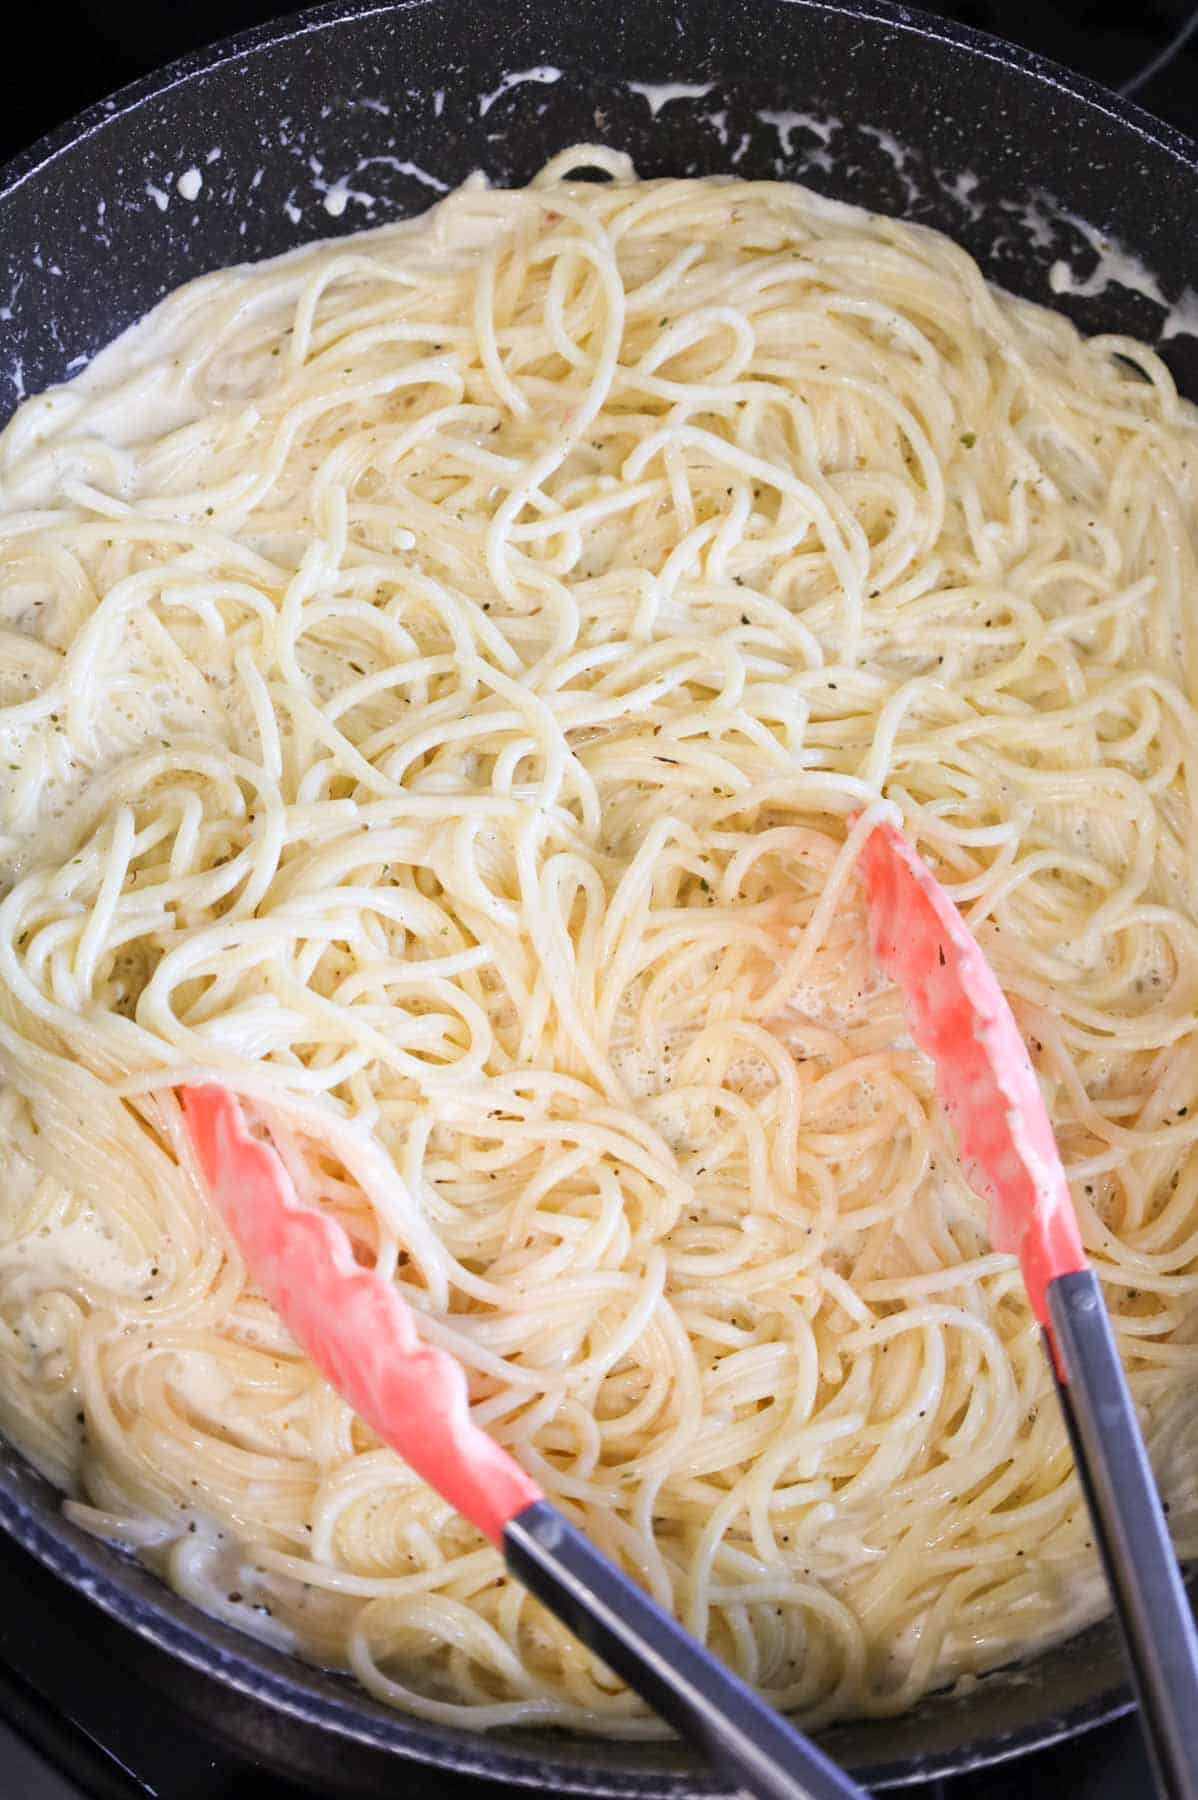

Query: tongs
181,1084,866,1800
859,815,1198,1800
179,815,1198,1800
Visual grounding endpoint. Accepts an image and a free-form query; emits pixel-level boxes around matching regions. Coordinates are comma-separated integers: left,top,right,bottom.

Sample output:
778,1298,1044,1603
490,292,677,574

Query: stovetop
1,3,1196,1797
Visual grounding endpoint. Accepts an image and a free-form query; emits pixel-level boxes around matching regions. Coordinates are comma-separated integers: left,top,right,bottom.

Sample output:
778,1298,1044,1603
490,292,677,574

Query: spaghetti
0,145,1195,1730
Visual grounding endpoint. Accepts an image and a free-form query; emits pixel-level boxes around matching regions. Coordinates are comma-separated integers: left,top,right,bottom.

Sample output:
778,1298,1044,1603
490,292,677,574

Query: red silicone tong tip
856,820,1086,1325
181,1085,542,1545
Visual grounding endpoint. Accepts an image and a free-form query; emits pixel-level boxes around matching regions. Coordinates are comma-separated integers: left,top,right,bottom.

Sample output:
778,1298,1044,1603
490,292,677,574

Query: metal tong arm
1048,1270,1198,1800
505,1500,865,1800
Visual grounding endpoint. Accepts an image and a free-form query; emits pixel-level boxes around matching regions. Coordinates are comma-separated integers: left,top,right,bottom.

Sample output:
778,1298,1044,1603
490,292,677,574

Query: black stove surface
1,4,1196,1797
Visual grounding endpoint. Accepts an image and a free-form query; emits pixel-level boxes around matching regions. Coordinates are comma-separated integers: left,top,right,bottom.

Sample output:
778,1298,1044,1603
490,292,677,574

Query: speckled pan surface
0,0,1195,1790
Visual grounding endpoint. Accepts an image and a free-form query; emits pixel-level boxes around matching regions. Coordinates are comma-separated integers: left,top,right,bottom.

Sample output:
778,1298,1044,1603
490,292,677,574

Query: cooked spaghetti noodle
0,145,1196,1730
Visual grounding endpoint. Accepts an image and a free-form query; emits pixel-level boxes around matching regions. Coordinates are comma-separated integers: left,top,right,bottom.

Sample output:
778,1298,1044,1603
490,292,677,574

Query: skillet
0,0,1196,1788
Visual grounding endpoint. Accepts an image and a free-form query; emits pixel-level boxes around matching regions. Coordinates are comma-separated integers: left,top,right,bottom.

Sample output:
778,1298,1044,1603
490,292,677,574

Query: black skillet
0,0,1196,1790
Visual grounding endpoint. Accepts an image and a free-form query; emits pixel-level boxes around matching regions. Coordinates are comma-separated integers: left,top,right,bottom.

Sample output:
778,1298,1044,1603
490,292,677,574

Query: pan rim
0,0,1186,1786
0,1471,1136,1792
0,0,1195,213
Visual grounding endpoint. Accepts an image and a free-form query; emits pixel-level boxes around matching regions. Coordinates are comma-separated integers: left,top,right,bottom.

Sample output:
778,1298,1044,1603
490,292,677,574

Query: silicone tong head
181,1084,542,1544
856,818,1086,1325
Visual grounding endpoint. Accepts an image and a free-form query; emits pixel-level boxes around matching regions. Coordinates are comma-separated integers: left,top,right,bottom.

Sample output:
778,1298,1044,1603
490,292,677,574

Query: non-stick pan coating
1,0,1196,1789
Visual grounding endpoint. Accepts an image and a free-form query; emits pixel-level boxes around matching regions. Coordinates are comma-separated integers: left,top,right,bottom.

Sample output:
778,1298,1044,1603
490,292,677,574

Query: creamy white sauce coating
0,146,1195,1735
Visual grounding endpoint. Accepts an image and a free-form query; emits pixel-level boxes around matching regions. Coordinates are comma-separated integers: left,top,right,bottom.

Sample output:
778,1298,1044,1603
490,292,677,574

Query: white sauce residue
1049,213,1169,307
358,156,449,195
861,125,921,206
145,183,169,213
1163,291,1198,343
940,169,981,222
6,1208,147,1300
1048,211,1198,342
206,147,222,165
477,67,562,117
161,1516,300,1655
628,81,714,117
306,155,377,219
1011,195,1056,250
177,169,202,203
758,109,840,156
